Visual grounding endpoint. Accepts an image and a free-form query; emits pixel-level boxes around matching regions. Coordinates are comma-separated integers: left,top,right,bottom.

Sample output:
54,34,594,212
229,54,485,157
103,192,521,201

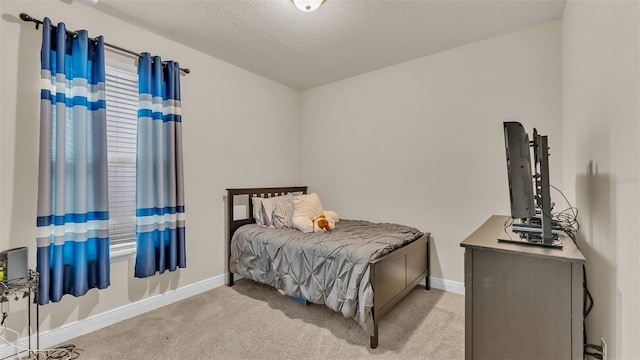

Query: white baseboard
0,272,463,359
426,276,465,295
0,274,226,359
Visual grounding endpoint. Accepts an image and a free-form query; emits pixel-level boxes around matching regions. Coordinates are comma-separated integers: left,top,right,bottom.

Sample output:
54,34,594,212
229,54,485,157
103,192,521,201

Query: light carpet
61,279,465,359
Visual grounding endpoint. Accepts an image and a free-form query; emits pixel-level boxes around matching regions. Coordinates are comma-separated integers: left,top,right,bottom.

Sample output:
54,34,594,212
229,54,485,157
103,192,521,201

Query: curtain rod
19,12,191,74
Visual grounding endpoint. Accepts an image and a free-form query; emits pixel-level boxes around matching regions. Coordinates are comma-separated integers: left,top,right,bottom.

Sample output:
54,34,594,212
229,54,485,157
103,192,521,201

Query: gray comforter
229,219,423,335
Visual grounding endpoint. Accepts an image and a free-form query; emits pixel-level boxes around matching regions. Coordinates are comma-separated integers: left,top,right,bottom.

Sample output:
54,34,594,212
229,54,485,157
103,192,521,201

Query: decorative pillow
293,193,324,220
259,194,295,228
272,200,296,229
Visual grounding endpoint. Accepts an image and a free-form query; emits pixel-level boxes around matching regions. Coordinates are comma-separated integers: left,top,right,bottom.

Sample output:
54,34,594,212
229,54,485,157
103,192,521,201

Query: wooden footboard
369,233,430,349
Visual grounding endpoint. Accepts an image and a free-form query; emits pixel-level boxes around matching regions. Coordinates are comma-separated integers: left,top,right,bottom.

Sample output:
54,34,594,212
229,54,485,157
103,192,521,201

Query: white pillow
293,193,324,220
252,197,266,226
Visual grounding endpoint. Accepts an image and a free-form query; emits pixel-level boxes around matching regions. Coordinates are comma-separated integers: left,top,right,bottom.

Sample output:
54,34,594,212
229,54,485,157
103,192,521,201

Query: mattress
229,219,423,335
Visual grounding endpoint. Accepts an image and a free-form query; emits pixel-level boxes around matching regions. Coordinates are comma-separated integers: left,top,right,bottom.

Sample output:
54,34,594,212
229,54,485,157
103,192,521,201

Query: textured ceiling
92,0,566,90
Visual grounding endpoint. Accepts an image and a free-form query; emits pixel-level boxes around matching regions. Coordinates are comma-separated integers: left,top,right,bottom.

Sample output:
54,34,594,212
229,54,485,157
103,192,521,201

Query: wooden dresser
460,215,586,360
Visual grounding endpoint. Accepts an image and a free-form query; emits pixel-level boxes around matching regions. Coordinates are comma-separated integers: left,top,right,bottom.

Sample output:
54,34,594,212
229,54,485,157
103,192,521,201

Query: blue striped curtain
135,53,186,278
36,18,110,304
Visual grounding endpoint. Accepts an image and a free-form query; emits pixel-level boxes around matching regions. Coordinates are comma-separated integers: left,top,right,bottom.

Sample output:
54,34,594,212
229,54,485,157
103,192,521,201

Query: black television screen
501,121,560,248
503,121,535,220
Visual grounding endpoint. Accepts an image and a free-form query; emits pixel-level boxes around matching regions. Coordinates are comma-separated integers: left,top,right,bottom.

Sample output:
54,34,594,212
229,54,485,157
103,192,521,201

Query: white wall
5,1,637,356
300,21,561,283
0,0,300,336
561,1,640,358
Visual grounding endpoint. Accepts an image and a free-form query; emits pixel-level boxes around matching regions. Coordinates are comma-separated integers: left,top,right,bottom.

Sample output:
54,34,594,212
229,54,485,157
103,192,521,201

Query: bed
226,186,430,349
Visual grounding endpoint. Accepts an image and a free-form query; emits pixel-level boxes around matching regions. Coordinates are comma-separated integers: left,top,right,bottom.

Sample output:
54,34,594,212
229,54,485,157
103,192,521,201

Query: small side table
0,270,39,357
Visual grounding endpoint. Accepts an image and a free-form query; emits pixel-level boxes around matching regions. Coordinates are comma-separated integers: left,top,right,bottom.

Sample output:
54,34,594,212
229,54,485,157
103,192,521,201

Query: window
105,59,138,259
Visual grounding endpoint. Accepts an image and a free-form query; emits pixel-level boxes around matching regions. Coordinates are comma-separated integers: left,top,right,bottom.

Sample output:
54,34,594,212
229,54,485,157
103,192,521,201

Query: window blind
105,60,138,257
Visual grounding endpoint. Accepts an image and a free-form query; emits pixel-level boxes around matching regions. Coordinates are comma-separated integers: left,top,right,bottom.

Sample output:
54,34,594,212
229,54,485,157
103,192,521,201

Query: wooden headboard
226,186,307,285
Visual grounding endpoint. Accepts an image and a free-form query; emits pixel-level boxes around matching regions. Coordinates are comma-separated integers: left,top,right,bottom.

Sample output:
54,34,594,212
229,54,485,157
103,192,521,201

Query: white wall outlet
601,337,608,360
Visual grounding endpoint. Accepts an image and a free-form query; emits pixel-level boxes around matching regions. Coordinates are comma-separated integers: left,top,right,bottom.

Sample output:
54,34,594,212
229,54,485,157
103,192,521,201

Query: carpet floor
61,279,465,359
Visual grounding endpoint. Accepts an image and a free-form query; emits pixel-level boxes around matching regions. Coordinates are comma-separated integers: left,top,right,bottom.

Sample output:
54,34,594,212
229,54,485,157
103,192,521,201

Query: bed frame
226,186,430,349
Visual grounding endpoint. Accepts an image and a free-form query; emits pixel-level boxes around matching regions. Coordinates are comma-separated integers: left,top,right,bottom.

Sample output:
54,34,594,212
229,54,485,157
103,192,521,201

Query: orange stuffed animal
293,210,339,233
313,215,334,232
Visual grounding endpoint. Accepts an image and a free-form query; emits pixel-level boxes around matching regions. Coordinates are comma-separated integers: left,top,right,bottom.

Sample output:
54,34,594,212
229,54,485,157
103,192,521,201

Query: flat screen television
501,121,561,248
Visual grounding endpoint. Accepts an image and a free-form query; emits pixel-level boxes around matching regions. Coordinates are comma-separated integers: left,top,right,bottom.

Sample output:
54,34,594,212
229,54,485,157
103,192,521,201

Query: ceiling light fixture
291,0,326,12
